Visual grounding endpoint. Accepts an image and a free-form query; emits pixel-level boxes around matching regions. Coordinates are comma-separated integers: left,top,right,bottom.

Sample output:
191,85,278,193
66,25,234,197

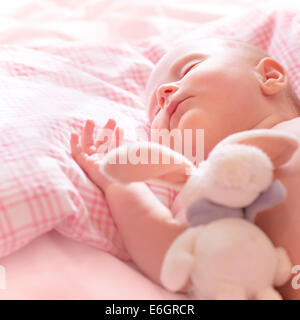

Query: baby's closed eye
181,62,200,77
179,57,206,78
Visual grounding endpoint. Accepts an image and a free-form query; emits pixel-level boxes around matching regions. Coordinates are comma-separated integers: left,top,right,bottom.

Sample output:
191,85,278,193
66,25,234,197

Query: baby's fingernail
109,118,116,123
70,132,78,141
86,119,94,126
105,118,116,129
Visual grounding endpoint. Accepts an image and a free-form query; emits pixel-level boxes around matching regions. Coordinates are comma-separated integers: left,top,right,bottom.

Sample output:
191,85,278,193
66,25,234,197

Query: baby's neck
251,113,298,130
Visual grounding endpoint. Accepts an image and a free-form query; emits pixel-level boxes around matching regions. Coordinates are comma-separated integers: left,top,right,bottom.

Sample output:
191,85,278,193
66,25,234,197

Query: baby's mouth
167,96,193,119
166,100,180,118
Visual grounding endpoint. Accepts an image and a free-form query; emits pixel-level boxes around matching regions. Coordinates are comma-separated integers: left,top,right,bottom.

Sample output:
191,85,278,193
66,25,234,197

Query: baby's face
146,38,269,159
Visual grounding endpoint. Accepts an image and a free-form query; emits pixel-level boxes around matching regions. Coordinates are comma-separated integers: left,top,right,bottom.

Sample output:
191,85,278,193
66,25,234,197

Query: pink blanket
0,0,299,299
0,230,185,299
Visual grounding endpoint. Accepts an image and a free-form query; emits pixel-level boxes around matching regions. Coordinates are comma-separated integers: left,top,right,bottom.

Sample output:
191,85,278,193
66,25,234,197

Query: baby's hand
70,119,123,192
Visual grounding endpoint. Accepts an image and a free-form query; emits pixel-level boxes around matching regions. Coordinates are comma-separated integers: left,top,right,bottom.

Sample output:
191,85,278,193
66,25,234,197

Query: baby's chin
150,110,170,131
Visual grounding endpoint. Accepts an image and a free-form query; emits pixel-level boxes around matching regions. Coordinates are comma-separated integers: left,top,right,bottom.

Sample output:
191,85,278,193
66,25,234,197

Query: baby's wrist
103,181,120,196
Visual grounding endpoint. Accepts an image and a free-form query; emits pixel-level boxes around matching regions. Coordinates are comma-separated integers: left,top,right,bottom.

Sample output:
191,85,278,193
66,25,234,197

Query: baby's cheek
178,108,205,129
197,68,233,89
178,109,218,160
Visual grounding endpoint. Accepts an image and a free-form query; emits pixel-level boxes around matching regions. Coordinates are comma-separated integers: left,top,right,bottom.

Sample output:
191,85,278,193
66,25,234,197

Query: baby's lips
167,96,194,121
166,99,178,116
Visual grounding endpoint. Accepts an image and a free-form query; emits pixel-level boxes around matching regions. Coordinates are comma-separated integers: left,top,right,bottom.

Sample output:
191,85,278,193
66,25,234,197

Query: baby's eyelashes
181,62,200,77
179,57,207,78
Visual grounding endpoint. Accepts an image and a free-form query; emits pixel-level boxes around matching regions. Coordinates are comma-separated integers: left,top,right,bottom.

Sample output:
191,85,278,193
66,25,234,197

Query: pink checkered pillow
0,42,179,260
1,8,299,260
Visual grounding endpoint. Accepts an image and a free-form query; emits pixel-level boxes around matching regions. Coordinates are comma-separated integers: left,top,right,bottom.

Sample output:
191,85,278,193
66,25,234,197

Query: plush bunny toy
100,129,299,300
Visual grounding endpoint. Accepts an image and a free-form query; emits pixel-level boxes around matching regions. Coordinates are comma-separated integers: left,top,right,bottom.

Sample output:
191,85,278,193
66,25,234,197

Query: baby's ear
100,141,194,188
213,129,299,168
255,57,288,96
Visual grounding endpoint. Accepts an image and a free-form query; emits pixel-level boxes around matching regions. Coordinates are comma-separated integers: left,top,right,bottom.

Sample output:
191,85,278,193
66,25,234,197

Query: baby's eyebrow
170,53,207,76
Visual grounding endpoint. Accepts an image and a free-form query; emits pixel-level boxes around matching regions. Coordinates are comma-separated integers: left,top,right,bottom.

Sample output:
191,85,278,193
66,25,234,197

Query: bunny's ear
100,141,194,188
160,226,202,292
213,129,299,168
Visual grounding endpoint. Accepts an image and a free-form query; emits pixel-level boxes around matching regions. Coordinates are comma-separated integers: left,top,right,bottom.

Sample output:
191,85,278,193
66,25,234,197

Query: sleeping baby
70,37,300,299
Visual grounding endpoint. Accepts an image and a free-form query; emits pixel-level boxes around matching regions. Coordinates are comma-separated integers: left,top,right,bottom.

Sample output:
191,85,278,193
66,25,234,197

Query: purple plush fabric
244,180,286,222
186,180,286,226
186,199,243,226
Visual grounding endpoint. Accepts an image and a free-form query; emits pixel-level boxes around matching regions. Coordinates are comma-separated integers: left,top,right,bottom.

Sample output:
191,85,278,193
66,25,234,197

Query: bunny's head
202,129,299,206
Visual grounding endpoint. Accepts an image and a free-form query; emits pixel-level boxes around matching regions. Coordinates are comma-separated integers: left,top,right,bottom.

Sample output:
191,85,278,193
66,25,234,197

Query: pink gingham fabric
0,2,299,260
0,43,178,260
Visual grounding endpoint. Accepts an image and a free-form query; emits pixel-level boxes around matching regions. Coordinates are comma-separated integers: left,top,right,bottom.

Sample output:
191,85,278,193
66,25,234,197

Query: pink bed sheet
1,0,300,300
0,230,184,299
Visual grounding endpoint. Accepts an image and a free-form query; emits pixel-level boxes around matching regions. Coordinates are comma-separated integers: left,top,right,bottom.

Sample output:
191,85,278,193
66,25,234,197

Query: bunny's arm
104,181,187,285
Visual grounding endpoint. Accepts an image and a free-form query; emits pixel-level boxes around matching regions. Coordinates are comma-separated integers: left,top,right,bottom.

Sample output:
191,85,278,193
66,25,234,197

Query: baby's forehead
146,39,265,97
158,38,263,68
157,38,226,66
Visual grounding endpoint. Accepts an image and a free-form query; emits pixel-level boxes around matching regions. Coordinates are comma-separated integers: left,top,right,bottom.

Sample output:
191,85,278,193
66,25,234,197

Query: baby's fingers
114,127,124,148
110,126,124,150
70,132,81,157
82,120,95,154
95,119,116,149
70,132,90,167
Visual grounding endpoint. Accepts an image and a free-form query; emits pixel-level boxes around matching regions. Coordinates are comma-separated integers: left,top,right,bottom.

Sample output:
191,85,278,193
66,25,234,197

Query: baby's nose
156,83,179,109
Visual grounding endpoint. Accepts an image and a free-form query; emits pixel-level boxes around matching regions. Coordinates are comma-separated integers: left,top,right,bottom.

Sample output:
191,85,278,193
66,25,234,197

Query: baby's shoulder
272,117,300,137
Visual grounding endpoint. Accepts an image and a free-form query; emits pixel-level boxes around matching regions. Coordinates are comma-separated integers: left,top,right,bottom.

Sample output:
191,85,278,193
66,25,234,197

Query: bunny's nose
156,83,179,109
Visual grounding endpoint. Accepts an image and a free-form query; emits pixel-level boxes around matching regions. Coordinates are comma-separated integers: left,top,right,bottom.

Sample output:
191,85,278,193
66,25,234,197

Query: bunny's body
161,219,291,300
193,219,279,300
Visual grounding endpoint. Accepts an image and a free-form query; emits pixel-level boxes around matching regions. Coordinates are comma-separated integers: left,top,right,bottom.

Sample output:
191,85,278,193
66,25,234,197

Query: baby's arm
70,120,186,285
104,182,186,284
